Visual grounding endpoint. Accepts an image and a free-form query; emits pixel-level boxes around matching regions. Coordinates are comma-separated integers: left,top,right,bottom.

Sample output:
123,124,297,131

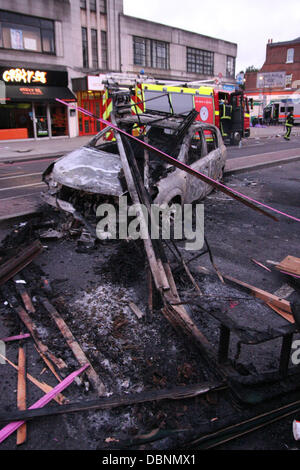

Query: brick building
245,37,300,121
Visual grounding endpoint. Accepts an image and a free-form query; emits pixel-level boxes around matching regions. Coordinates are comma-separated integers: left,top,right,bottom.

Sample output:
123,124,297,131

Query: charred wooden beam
0,353,67,405
0,240,43,287
0,364,89,444
0,381,225,424
114,125,229,378
42,299,106,397
111,113,164,292
223,275,292,314
13,275,35,314
2,292,67,377
16,341,26,445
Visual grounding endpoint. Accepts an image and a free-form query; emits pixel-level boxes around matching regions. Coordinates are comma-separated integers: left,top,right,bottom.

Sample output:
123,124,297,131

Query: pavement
0,135,92,163
224,147,300,175
249,125,300,139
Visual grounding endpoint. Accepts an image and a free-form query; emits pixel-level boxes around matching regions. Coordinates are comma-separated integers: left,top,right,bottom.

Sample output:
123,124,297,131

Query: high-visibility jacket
220,103,232,120
285,114,294,127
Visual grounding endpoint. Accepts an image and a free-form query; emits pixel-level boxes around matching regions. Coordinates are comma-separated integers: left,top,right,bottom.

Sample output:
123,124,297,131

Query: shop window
0,10,55,54
187,47,214,75
285,74,292,88
50,104,68,137
35,104,48,137
0,102,34,138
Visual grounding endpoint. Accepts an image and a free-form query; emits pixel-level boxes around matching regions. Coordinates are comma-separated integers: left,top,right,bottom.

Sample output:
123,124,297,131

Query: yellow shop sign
2,68,47,84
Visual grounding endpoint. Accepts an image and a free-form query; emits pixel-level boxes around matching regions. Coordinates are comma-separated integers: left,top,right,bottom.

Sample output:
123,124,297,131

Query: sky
123,0,300,75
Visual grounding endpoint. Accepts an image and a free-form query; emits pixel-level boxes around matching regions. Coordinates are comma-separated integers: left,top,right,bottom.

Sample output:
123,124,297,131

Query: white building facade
0,0,237,140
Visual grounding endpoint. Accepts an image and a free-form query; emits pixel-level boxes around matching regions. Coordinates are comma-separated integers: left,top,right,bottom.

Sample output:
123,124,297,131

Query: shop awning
1,85,76,102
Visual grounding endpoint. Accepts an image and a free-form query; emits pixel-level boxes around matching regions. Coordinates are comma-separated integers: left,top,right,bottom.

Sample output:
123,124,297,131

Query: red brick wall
244,71,258,92
245,41,300,92
263,43,300,66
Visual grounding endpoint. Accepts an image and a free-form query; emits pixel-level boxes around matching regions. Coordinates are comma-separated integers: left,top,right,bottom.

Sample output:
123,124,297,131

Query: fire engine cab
134,83,250,145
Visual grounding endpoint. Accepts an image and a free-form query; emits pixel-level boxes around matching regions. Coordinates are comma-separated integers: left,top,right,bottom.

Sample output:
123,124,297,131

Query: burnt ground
0,161,300,452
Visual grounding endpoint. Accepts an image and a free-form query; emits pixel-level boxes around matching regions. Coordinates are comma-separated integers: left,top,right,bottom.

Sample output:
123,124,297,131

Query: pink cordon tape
56,99,300,224
0,363,89,444
280,270,300,279
0,333,30,342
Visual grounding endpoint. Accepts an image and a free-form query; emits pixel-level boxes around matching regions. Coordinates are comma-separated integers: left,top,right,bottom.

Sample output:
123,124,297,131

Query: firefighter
219,98,232,138
284,112,294,140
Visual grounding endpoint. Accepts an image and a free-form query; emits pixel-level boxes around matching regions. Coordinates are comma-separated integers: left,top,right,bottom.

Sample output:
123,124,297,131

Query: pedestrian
284,111,294,141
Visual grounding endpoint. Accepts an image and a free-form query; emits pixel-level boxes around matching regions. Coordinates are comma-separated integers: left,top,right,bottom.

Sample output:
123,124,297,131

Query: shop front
0,66,76,140
72,75,106,137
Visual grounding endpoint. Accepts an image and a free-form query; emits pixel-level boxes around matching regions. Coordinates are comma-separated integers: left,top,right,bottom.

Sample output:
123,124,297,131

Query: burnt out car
42,114,226,220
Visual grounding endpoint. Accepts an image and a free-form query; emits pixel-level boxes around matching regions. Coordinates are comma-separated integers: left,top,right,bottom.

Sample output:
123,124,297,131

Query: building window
133,37,147,67
133,36,169,69
152,40,169,69
100,0,107,14
226,56,236,78
80,0,87,9
187,47,214,75
82,27,89,68
287,48,294,63
90,0,97,12
0,11,55,54
285,74,292,88
101,30,108,70
91,29,98,68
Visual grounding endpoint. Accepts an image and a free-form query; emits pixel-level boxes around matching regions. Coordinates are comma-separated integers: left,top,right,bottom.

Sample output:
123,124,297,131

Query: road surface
1,136,300,220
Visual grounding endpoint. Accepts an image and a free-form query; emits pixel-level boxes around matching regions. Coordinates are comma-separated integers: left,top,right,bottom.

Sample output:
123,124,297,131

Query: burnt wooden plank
0,381,224,424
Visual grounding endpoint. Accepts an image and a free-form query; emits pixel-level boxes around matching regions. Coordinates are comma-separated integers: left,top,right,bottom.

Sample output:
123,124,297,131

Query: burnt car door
184,126,226,203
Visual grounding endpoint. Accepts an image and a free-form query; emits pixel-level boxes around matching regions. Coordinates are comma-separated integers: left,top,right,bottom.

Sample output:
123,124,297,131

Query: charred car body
42,109,226,225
